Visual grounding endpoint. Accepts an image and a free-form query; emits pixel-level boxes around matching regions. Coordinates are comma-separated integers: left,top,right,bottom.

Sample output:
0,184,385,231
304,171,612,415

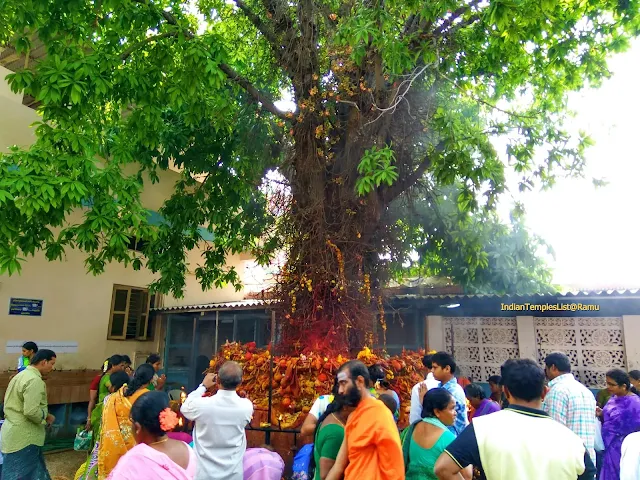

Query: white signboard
6,341,79,354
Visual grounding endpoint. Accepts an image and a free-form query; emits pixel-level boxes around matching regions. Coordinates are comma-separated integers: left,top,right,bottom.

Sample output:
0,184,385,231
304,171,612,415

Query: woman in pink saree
107,391,196,480
600,369,640,480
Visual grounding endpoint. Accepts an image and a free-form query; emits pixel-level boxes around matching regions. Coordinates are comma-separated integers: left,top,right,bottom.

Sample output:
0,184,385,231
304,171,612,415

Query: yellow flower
357,346,372,360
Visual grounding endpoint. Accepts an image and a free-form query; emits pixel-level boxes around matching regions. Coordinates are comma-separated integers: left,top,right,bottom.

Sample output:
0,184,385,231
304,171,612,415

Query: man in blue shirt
431,351,468,435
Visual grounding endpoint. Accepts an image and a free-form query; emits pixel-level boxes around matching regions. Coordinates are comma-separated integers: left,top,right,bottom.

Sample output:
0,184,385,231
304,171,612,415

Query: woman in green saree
76,355,126,479
404,388,472,480
90,355,126,430
310,396,353,480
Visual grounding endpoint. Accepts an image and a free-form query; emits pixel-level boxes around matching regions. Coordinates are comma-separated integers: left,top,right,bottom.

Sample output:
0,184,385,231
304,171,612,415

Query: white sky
498,39,640,291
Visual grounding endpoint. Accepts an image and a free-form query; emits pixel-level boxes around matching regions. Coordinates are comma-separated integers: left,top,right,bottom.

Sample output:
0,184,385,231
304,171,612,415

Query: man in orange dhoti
325,360,405,480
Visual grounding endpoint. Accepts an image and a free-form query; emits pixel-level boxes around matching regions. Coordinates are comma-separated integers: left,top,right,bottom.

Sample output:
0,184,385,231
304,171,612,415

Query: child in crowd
379,393,400,423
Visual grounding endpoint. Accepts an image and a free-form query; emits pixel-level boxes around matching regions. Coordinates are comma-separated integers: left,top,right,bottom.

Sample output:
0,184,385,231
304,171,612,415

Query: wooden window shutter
108,286,131,340
134,289,150,340
108,285,151,340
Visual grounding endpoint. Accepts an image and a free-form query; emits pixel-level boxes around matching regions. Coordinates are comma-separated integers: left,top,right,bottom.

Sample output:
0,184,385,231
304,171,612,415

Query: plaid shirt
542,373,597,464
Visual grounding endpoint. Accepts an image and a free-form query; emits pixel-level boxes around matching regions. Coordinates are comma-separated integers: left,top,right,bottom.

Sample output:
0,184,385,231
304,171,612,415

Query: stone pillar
426,315,445,351
622,315,640,369
516,316,537,360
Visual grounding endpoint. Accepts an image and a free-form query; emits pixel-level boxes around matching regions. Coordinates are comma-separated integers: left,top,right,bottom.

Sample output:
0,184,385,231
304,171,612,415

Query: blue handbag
291,443,314,480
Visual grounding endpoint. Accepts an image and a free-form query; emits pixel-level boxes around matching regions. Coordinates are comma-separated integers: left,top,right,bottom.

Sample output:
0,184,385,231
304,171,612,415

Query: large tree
0,0,637,351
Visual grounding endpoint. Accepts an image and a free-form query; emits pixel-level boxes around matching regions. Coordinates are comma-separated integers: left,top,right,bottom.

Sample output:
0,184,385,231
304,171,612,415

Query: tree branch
233,0,298,78
131,0,194,37
121,31,178,60
260,0,296,32
437,72,539,120
382,141,446,204
402,14,417,36
433,0,483,36
130,0,288,123
234,0,279,47
293,0,319,94
219,63,290,122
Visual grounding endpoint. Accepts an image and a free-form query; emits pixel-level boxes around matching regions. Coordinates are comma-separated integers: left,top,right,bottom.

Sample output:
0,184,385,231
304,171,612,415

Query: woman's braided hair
125,363,155,397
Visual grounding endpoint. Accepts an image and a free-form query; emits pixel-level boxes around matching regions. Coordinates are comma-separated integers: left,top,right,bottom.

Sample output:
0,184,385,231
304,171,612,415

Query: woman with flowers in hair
368,364,401,421
107,390,196,479
97,363,155,479
87,355,126,432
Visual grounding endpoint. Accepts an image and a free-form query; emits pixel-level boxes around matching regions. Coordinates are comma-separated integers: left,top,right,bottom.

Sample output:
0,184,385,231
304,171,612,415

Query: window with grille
107,285,154,340
372,309,422,354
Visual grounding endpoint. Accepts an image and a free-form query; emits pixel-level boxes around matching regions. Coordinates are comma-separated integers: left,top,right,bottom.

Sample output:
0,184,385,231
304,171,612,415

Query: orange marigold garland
209,342,427,428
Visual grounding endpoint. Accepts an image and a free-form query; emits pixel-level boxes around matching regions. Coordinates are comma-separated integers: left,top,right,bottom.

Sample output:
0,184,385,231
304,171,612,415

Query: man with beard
325,360,404,480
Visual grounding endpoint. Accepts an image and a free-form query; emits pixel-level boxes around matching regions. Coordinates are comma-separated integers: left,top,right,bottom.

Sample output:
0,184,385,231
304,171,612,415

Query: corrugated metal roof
153,289,640,313
153,299,275,313
392,289,640,300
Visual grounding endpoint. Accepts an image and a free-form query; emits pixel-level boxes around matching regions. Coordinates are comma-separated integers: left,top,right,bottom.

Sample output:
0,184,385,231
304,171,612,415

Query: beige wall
0,73,259,371
0,243,249,371
426,315,445,351
0,65,40,150
622,315,640,369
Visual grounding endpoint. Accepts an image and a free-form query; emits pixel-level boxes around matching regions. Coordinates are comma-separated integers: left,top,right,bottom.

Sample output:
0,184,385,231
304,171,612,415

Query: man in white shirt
409,353,440,424
621,431,640,480
300,377,338,437
181,361,253,480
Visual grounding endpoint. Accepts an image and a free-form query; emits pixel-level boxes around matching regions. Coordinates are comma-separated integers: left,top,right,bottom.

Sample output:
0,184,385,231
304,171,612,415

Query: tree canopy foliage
0,0,637,348
387,187,557,295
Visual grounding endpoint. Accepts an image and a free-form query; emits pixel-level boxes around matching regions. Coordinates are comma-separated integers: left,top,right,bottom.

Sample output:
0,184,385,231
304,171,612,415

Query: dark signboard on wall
9,298,44,316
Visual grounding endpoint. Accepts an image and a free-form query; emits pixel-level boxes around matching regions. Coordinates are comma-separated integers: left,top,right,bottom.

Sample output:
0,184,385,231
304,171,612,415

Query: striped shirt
440,377,469,435
542,373,597,465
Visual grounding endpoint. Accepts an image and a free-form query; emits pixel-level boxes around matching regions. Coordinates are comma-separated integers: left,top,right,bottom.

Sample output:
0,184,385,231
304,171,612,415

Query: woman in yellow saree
75,370,131,480
97,363,155,479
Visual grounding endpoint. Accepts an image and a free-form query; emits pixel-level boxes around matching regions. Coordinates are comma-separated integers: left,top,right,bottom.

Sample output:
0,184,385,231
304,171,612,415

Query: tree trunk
276,124,386,354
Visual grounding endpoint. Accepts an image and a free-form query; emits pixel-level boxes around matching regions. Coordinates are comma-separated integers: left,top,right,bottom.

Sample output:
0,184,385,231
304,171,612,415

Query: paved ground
45,449,87,480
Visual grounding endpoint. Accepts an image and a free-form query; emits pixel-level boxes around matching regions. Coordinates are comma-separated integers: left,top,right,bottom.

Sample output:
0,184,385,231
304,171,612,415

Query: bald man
181,361,253,480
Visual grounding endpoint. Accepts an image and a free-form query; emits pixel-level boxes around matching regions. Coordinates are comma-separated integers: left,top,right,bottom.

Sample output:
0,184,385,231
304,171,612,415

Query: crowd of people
0,343,285,480
1,340,640,480
300,351,640,480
